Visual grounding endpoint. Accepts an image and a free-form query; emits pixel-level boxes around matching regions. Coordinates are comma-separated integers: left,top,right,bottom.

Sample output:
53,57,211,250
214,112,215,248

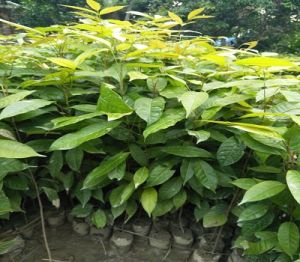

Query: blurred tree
7,0,300,53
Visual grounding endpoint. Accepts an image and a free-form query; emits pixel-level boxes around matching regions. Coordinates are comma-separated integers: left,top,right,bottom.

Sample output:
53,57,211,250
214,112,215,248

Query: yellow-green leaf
86,0,101,11
168,11,183,25
100,6,125,15
141,187,157,217
187,7,205,20
48,58,77,70
236,57,295,68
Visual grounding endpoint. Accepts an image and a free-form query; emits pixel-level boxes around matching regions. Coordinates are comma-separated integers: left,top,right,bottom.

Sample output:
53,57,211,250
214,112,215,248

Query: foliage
10,0,300,54
0,1,300,260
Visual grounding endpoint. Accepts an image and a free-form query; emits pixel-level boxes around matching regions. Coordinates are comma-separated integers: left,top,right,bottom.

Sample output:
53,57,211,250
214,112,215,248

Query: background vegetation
9,0,300,54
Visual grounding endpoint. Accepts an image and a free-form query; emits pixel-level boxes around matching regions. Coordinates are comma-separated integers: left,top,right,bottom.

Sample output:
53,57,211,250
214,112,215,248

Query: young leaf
179,91,208,117
48,58,76,70
83,152,129,189
133,167,149,188
141,187,157,217
168,11,183,25
128,71,148,81
217,137,245,166
134,97,165,125
240,181,286,205
100,6,125,15
278,222,299,256
188,7,205,20
86,0,101,11
236,57,295,68
286,170,300,204
92,209,107,229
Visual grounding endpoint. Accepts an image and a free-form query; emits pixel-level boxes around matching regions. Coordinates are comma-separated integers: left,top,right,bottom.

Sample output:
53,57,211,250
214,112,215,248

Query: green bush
0,1,300,259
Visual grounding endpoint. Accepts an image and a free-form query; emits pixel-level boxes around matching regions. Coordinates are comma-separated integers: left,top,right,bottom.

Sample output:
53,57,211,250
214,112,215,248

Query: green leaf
48,151,63,177
141,187,157,217
217,137,245,166
180,159,194,185
71,204,93,218
120,182,135,204
0,139,42,158
51,112,103,130
194,160,218,191
125,199,137,223
0,91,35,109
129,144,148,166
65,148,84,172
161,145,212,158
145,165,175,187
50,121,120,150
187,130,210,144
133,167,149,188
278,222,299,256
203,204,228,228
143,108,185,139
128,71,148,81
232,178,258,190
97,84,133,120
173,190,187,209
42,187,60,208
0,191,12,215
108,162,126,181
159,177,182,200
240,181,286,205
134,97,165,125
152,199,173,217
286,170,300,204
179,91,208,117
0,99,53,120
92,209,107,229
147,77,168,92
238,204,268,222
83,152,129,189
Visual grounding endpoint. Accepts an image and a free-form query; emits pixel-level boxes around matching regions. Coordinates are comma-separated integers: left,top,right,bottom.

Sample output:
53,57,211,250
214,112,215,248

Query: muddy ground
0,211,241,262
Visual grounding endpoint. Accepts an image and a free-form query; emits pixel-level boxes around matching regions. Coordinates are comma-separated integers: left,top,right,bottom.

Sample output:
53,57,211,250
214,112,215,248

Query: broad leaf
194,160,218,191
50,121,120,150
161,145,212,158
286,170,300,204
278,222,299,256
83,152,129,189
217,137,245,166
0,99,52,120
146,165,175,187
240,181,286,205
141,187,157,217
97,84,133,120
179,91,208,117
134,97,165,125
143,108,186,139
0,139,42,158
133,167,149,188
92,209,107,229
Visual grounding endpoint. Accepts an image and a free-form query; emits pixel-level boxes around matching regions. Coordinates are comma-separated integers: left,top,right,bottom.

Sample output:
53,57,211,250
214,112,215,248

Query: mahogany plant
0,0,300,259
